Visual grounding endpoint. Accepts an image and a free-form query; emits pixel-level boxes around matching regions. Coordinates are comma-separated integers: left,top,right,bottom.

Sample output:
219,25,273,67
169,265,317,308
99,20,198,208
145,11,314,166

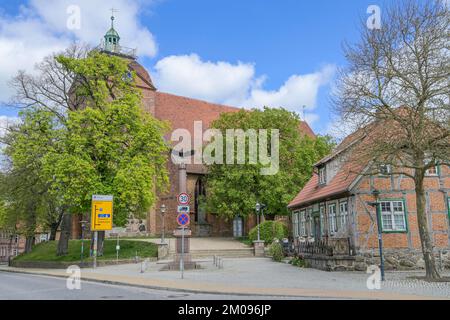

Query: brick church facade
69,16,315,239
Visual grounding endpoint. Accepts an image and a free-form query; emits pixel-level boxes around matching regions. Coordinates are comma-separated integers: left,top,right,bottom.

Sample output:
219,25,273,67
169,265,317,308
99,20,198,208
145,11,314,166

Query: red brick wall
148,163,235,237
355,171,449,251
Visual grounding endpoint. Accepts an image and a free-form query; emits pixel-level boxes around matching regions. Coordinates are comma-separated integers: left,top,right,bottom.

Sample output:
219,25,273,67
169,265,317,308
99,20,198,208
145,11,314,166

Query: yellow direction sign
91,195,114,231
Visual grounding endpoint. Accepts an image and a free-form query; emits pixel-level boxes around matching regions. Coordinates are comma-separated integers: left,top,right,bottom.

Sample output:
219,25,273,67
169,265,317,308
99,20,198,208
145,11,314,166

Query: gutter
288,189,351,210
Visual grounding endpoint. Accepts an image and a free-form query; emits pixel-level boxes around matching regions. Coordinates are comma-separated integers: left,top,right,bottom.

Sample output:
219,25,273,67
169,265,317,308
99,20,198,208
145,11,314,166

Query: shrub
290,256,307,268
269,241,284,262
248,220,288,244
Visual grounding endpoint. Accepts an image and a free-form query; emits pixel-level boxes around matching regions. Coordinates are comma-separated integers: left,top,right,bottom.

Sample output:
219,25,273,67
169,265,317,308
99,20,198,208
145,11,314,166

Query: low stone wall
354,249,450,271
300,254,356,271
299,249,450,272
9,258,157,269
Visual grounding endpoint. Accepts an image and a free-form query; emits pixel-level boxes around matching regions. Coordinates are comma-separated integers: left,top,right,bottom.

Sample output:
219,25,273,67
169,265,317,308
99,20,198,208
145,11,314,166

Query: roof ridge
156,91,242,111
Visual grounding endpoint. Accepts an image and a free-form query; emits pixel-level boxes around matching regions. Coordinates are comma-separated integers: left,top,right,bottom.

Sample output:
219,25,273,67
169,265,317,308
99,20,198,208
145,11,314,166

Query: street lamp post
160,204,166,244
80,220,87,266
255,202,266,241
367,189,385,281
256,203,261,241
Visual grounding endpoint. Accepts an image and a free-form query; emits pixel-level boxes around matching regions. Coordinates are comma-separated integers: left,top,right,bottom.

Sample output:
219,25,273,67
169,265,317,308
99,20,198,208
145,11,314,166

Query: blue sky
0,0,397,135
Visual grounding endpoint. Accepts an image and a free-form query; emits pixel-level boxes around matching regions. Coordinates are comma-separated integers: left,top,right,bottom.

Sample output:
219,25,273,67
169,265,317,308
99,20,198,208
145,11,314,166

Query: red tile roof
299,121,316,139
155,91,241,135
154,91,316,173
288,127,368,209
155,91,315,138
129,61,156,90
288,161,364,209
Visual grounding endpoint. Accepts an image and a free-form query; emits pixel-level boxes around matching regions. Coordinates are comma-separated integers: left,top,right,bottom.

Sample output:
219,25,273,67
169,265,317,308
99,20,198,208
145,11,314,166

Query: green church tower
103,14,121,53
100,11,136,58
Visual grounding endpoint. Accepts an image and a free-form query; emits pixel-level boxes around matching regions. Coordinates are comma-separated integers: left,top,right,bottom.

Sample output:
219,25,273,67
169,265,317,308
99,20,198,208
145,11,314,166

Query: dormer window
425,166,438,176
318,166,326,185
424,156,439,176
379,164,391,176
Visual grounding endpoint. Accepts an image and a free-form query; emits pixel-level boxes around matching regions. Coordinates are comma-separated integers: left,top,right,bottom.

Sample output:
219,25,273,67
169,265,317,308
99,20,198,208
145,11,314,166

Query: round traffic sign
177,193,190,205
177,213,190,226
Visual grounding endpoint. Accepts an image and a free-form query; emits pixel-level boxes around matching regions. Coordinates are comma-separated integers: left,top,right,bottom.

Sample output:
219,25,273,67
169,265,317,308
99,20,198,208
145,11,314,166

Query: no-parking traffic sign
177,212,190,227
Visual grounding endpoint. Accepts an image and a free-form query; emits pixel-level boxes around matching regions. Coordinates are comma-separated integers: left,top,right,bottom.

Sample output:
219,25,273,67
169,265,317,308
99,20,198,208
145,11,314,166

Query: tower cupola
104,14,121,53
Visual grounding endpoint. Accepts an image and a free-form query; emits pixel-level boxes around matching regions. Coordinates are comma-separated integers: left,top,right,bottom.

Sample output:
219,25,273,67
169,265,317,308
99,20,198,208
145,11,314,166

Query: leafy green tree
0,109,65,252
46,52,169,255
6,47,170,256
206,107,334,220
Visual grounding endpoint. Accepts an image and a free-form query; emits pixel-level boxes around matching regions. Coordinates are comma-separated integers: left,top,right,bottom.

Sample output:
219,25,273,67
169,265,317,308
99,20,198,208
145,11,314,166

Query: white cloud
153,53,335,124
154,54,257,105
0,0,157,103
304,113,320,125
30,0,157,57
242,65,335,113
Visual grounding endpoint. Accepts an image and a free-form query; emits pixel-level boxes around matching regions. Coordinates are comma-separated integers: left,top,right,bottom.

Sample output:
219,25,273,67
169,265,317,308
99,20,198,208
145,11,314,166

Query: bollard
140,258,149,273
216,257,223,269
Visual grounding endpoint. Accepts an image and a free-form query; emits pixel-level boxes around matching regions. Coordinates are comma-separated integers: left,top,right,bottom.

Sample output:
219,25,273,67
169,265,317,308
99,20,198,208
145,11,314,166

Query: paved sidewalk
1,258,449,300
135,237,250,251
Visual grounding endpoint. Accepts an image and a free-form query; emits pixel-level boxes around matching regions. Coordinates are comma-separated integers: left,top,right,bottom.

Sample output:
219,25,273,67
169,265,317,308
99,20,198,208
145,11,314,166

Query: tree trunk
24,204,37,253
97,231,105,257
24,236,34,253
49,210,64,241
415,172,441,280
49,223,58,241
57,213,72,256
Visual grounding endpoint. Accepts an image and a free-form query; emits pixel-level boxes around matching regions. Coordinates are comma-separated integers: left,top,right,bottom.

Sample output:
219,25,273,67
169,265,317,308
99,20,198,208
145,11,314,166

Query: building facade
0,231,25,263
288,129,450,271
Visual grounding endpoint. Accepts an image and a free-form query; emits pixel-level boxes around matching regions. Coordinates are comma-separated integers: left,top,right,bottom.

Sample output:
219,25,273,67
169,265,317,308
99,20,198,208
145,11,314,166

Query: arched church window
195,177,206,223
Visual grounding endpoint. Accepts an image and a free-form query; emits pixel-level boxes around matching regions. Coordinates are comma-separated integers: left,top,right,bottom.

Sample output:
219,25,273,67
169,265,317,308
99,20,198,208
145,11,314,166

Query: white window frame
292,211,299,238
307,208,314,237
425,166,438,176
319,205,325,236
379,164,391,176
328,204,337,235
299,210,306,237
380,201,407,232
339,201,348,230
319,166,326,185
424,156,439,176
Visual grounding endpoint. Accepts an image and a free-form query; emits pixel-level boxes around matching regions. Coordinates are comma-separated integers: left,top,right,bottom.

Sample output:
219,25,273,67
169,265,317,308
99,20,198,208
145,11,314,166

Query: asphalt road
0,271,306,300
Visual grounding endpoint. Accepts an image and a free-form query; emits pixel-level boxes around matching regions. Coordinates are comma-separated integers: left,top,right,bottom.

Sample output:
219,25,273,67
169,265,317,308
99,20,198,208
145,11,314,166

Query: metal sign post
116,233,120,264
176,212,190,279
93,231,98,269
181,226,185,279
91,195,114,270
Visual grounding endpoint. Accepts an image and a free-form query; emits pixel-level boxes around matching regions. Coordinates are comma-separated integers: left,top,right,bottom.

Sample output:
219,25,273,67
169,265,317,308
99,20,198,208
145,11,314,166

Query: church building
72,15,315,238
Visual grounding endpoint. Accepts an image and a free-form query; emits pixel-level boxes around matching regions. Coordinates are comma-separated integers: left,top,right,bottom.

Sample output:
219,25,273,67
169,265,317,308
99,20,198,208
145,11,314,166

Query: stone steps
166,248,255,259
